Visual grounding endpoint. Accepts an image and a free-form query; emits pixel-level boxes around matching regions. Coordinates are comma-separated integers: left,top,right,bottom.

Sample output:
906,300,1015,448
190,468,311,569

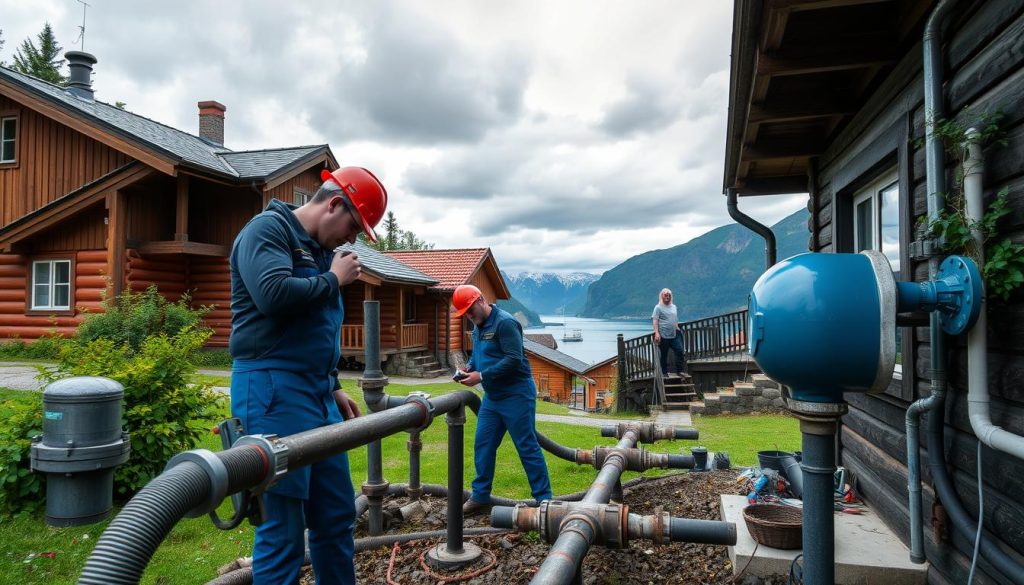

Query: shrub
77,286,209,353
0,334,68,360
39,327,223,497
0,396,44,517
190,348,233,369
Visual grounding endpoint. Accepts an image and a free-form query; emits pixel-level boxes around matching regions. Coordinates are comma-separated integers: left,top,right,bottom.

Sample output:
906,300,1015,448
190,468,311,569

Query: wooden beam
758,43,898,76
106,190,127,298
769,0,895,11
748,97,856,124
734,175,810,195
743,138,825,160
175,175,189,241
137,241,230,256
760,4,791,52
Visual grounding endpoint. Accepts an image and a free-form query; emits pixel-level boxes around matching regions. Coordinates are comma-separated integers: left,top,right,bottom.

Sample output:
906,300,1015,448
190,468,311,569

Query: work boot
462,498,491,517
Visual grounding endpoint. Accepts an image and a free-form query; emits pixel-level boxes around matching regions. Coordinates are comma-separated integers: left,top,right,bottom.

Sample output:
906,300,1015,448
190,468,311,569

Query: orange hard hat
320,167,388,242
452,284,483,317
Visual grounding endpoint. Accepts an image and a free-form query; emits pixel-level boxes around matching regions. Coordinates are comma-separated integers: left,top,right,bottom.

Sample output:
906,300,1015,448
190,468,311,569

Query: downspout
904,0,955,564
727,188,776,270
963,129,1024,459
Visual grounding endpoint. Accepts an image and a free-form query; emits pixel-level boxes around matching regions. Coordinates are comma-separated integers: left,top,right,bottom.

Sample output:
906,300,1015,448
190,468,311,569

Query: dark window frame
25,254,77,317
829,115,913,402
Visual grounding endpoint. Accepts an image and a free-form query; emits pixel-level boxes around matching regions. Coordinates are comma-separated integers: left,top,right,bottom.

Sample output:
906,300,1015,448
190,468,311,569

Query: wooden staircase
663,373,700,410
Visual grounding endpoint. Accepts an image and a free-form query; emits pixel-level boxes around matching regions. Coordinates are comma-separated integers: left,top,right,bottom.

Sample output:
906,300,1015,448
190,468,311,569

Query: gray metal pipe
365,439,386,535
801,429,837,585
407,430,423,500
363,301,385,380
905,0,955,565
727,188,776,270
446,405,467,554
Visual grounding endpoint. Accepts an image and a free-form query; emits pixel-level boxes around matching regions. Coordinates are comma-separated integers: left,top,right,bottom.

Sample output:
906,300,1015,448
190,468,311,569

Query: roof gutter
727,188,776,270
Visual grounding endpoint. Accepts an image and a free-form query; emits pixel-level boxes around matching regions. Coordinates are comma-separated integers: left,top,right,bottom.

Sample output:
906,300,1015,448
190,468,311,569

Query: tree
0,29,6,66
12,23,67,85
359,211,434,251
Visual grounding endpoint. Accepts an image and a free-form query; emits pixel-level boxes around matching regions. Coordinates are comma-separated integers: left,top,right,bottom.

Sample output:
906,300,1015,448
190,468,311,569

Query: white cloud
0,0,807,275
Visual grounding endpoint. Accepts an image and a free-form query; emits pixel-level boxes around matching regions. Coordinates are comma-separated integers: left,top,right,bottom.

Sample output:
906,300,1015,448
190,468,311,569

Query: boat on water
562,329,583,342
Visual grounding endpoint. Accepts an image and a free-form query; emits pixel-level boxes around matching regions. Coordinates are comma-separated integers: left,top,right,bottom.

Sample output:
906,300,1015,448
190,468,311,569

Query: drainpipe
963,129,1024,460
904,0,955,564
727,188,776,270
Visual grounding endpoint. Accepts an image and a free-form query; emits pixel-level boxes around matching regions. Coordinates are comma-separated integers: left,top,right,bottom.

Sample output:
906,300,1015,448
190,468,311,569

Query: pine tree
358,211,433,251
382,211,400,251
12,23,67,85
0,29,6,66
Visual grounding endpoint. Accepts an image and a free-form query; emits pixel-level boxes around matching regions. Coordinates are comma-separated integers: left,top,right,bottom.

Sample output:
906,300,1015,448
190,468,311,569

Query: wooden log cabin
523,338,617,411
724,1,1024,583
384,248,511,370
0,53,439,364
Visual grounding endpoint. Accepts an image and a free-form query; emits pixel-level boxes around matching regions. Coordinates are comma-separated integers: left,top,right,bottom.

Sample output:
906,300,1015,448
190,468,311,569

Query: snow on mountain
501,271,601,315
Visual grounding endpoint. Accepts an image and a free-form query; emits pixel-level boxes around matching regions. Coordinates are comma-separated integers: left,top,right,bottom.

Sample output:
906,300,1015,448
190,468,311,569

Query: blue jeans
658,335,685,376
471,395,552,503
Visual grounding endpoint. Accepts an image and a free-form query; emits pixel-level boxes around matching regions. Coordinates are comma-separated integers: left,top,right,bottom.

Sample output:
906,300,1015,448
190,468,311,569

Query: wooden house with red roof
523,338,617,410
0,52,437,363
384,248,510,369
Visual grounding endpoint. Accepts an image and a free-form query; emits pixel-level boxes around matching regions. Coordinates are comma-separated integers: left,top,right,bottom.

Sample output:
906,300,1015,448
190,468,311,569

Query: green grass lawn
0,382,800,584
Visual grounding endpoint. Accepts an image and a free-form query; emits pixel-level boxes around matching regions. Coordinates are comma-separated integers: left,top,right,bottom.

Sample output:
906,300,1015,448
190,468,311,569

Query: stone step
751,373,780,390
410,355,437,365
663,403,691,411
665,392,697,401
422,369,449,378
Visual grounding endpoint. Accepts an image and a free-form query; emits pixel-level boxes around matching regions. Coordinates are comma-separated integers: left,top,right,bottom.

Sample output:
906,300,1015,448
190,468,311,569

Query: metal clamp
164,449,229,518
405,392,436,431
233,434,290,494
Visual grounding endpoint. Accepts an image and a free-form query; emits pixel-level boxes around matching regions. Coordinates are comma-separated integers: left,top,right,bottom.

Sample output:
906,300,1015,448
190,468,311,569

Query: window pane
855,199,873,252
54,284,70,308
1,118,14,138
880,182,900,273
34,284,50,308
55,261,71,285
33,262,51,285
1,141,12,162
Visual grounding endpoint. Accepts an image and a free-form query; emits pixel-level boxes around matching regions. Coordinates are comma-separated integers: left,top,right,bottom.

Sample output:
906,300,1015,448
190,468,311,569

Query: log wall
0,250,108,339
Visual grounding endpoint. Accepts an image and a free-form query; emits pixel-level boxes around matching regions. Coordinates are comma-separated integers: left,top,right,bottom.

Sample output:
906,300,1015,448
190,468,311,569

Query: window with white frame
852,169,901,274
1,116,16,163
32,260,72,310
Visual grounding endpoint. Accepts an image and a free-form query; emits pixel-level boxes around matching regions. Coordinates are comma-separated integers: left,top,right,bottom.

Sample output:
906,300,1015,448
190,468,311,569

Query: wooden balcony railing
678,309,748,359
341,325,364,350
401,323,428,348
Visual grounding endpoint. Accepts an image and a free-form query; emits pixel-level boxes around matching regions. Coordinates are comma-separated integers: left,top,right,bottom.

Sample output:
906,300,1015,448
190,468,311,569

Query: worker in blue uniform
229,167,388,584
452,284,552,515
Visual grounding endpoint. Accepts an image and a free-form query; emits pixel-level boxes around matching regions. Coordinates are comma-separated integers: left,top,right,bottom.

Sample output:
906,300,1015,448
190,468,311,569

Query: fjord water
524,315,650,365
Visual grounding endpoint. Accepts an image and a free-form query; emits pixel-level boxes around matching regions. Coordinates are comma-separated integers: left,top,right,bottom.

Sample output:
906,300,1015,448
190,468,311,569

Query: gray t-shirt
652,303,679,339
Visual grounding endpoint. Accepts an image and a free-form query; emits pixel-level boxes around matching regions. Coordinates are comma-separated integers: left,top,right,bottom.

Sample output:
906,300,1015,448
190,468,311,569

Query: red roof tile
385,248,490,291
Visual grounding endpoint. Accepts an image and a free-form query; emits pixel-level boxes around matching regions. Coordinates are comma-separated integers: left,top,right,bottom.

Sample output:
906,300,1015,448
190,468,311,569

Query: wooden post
616,333,626,413
174,175,189,241
105,190,127,299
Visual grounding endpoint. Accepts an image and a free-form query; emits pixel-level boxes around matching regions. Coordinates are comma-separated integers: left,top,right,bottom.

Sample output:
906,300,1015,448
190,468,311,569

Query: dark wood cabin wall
189,185,259,247
125,182,176,242
341,283,367,327
447,302,464,351
377,286,400,346
413,294,437,352
809,2,1024,583
125,250,187,303
189,256,231,347
0,250,107,339
266,169,322,205
0,95,132,227
31,204,106,251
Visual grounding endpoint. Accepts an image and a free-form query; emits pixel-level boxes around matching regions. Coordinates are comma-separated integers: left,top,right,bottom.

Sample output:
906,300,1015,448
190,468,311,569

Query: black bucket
691,447,708,472
757,450,803,497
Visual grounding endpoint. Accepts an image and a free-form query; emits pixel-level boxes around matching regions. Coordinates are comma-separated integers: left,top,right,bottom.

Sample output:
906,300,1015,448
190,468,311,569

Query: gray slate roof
523,338,591,374
337,241,438,286
0,65,326,179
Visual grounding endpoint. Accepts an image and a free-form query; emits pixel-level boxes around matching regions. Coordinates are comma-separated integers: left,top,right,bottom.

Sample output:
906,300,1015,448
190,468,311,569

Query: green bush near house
76,286,209,353
0,391,44,517
0,334,67,361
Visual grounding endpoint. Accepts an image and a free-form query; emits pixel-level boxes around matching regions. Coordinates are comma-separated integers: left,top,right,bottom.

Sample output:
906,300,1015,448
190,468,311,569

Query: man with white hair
652,288,685,378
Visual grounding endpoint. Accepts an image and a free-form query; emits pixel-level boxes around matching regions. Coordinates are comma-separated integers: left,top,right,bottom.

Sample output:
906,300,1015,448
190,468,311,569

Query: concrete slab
654,410,692,426
720,495,927,584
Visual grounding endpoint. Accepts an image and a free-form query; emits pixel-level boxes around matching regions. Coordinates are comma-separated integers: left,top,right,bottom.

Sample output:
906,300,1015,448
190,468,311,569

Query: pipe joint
600,422,698,444
163,449,228,518
404,392,436,430
233,434,290,494
361,479,390,498
591,446,694,471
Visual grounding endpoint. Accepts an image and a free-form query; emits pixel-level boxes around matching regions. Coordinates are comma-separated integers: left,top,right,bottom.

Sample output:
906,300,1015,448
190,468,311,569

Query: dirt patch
297,471,788,584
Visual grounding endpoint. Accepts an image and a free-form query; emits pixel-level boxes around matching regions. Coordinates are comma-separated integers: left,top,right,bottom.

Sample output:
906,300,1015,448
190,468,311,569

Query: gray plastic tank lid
43,376,124,402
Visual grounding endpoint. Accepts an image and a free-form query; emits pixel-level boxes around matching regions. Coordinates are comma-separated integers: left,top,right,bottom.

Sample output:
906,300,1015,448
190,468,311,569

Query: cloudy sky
2,0,806,274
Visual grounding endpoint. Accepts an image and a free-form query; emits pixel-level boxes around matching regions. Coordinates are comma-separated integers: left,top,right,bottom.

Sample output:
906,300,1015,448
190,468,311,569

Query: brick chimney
197,100,226,146
65,51,97,101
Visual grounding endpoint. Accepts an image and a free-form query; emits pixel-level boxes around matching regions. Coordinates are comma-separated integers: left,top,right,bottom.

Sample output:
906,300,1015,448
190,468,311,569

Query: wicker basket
743,504,803,550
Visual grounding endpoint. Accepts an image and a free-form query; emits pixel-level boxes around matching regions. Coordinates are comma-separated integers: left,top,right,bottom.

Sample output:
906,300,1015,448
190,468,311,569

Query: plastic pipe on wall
963,130,1024,460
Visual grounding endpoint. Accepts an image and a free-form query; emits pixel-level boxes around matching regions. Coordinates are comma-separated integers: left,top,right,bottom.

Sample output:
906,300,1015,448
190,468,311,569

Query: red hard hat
320,167,388,242
452,284,483,317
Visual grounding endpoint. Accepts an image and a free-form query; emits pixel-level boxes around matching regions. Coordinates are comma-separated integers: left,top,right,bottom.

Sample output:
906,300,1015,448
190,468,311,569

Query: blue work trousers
231,368,355,585
471,395,552,503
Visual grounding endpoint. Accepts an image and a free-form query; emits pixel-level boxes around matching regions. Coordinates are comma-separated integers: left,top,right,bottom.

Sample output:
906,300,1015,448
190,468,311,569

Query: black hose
78,462,212,585
926,397,1024,584
536,430,580,463
205,528,511,585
